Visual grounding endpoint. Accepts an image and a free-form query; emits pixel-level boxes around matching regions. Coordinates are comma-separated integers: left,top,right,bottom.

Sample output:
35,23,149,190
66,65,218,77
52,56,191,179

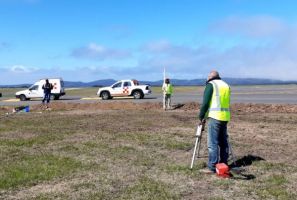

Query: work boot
199,168,215,174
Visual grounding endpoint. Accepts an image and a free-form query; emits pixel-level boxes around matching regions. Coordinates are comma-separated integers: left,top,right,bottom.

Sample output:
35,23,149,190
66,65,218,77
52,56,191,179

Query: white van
15,78,66,101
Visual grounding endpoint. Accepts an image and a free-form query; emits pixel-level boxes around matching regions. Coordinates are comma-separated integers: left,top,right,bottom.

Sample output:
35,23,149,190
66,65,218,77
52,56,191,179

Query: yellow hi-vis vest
207,79,231,121
162,83,173,95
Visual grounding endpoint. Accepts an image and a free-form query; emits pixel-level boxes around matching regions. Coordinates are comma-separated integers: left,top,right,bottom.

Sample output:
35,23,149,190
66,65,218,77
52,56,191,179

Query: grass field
0,102,296,199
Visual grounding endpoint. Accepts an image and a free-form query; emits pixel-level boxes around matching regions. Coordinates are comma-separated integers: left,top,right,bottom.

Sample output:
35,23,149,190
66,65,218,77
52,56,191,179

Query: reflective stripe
209,108,230,112
212,81,221,107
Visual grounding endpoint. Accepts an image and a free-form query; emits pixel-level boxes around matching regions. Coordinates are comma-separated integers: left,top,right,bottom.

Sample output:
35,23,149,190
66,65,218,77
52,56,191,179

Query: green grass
121,176,179,200
1,106,297,199
165,161,206,176
0,133,64,147
151,86,202,93
0,87,24,98
255,174,295,199
254,161,296,173
0,154,82,189
65,87,98,97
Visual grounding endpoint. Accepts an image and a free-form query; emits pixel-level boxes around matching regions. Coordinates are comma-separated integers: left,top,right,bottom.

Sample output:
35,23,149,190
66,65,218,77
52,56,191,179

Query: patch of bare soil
1,102,297,114
27,102,297,113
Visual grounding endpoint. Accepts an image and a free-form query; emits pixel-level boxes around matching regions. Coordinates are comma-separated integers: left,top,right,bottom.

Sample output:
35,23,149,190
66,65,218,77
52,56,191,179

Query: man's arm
199,83,213,120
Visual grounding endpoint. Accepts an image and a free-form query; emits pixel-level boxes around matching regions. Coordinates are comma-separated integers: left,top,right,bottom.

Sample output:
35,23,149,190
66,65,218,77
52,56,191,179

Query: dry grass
0,102,296,200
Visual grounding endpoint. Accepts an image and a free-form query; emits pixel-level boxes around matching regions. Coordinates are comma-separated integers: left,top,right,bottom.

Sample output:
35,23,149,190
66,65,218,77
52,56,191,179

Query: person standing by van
162,78,173,110
42,79,53,108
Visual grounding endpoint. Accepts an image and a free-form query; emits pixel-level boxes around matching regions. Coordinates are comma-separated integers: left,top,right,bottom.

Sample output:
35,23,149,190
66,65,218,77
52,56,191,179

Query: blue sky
1,0,297,84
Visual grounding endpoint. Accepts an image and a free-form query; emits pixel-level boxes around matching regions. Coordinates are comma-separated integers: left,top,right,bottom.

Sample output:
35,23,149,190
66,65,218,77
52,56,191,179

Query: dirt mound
232,103,297,113
177,102,297,113
33,102,297,113
31,102,163,111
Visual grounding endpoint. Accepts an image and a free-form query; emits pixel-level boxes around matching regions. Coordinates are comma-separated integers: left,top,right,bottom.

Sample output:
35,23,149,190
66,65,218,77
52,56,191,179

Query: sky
1,0,297,84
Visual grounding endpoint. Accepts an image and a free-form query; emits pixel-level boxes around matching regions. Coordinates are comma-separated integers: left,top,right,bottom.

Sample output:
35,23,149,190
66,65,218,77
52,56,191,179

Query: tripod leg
196,136,202,158
190,125,203,169
190,136,200,169
228,138,236,166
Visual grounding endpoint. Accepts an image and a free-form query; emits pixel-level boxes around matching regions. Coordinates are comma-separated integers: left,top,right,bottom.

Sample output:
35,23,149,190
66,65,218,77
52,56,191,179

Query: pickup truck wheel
20,94,27,101
101,91,110,100
132,91,143,99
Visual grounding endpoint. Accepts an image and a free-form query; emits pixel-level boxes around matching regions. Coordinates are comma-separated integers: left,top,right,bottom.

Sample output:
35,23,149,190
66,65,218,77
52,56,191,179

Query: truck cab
97,79,151,100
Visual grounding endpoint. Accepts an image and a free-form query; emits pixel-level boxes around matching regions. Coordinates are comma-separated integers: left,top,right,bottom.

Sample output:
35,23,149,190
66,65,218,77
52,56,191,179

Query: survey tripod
190,124,236,169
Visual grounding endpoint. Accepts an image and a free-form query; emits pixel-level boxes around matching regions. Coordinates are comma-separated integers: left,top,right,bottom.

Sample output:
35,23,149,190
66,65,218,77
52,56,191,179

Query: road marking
81,97,99,100
114,96,133,99
1,99,20,102
80,97,134,100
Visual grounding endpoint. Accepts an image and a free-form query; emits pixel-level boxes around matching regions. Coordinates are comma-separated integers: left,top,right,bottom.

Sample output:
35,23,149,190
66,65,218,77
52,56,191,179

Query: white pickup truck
97,79,151,100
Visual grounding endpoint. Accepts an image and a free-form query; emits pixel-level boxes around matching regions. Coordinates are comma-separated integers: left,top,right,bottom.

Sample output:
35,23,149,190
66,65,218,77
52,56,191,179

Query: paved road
1,85,296,106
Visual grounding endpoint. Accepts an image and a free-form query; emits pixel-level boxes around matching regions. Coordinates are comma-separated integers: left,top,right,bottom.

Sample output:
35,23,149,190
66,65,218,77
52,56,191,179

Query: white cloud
10,65,38,73
209,15,286,38
71,43,131,60
140,40,172,53
2,14,297,84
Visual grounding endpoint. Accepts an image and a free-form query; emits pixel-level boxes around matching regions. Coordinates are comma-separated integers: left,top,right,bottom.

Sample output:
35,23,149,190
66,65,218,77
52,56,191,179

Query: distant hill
1,78,296,88
64,79,116,87
138,78,297,86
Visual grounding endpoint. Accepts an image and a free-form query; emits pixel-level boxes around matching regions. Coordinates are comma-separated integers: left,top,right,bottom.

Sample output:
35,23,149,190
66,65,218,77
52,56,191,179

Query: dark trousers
42,92,51,104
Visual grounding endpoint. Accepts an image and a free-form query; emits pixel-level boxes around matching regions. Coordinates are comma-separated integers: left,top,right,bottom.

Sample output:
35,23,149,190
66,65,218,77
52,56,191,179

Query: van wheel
54,95,60,100
20,94,27,101
132,90,143,99
101,91,110,100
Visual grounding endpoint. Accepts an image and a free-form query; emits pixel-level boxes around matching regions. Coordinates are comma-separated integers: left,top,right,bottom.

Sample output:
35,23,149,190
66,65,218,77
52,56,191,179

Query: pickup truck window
123,82,131,87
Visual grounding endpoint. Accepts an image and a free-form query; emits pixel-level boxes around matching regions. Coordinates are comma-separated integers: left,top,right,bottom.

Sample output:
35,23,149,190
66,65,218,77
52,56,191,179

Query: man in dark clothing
198,71,231,173
42,79,53,107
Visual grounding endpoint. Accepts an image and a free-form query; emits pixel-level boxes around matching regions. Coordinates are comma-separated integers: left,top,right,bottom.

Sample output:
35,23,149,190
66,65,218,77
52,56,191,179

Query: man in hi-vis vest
162,78,173,110
198,70,231,173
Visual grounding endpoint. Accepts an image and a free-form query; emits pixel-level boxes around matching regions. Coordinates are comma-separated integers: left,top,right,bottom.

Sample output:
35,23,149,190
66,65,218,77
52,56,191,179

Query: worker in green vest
162,78,173,110
198,70,231,173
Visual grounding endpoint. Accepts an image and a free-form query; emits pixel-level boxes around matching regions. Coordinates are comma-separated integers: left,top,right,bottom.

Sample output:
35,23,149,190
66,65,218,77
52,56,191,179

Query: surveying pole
163,67,166,83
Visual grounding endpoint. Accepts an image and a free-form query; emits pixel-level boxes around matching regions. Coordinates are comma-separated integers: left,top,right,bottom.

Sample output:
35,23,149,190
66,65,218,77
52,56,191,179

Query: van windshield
29,85,39,90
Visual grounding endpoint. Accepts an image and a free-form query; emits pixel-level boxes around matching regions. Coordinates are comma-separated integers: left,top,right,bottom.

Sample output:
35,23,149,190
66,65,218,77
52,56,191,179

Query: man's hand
198,119,206,131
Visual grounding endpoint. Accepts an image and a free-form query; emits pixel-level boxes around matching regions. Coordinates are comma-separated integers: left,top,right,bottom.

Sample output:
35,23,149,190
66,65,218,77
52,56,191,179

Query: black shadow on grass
228,154,265,180
230,154,265,168
172,103,185,110
230,173,256,180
